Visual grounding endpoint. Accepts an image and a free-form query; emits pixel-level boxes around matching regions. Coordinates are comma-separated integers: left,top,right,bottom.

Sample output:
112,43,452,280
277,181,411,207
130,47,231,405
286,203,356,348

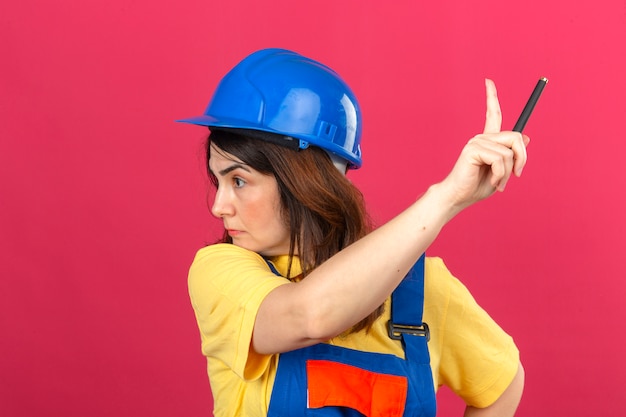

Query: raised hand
439,79,530,211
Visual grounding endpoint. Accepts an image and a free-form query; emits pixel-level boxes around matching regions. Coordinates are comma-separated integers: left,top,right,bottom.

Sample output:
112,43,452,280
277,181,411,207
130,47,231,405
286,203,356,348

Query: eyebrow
213,162,252,177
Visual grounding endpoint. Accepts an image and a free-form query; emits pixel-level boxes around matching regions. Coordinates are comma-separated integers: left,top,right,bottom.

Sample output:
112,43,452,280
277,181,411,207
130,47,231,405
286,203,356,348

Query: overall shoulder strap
387,253,429,342
264,258,281,276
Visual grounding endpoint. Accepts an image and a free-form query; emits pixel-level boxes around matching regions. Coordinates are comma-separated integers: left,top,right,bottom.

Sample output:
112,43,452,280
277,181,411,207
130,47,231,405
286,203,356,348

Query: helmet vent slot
318,121,337,140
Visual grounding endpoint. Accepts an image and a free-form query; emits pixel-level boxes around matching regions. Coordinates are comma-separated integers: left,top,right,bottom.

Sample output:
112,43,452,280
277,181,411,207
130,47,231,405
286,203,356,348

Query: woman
180,48,526,416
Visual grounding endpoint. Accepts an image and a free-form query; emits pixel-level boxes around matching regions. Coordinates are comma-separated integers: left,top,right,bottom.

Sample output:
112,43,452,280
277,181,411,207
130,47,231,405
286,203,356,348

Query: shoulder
423,256,458,299
424,256,458,281
424,256,450,279
424,256,478,301
191,242,267,267
188,243,289,302
190,243,270,281
423,255,488,328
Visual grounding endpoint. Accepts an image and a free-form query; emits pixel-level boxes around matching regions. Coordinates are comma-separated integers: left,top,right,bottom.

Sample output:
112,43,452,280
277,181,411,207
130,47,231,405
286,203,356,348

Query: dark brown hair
206,129,384,333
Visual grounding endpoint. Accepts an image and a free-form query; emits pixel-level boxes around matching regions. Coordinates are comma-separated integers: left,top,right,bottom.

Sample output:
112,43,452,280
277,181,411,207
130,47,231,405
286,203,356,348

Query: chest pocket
307,359,408,415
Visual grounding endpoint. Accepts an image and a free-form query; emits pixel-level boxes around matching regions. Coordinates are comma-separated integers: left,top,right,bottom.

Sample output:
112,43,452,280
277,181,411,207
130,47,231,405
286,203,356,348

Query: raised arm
253,79,529,354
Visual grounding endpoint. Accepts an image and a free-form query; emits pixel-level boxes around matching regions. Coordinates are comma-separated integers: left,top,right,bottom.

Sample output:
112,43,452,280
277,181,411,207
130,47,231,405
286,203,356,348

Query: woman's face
208,143,291,256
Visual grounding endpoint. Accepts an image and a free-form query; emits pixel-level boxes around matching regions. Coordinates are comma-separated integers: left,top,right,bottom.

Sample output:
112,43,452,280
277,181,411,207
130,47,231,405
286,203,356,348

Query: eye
233,177,246,188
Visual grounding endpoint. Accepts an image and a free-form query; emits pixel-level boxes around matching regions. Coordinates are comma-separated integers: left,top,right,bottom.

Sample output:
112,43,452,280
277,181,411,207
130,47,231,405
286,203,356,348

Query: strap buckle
387,321,430,342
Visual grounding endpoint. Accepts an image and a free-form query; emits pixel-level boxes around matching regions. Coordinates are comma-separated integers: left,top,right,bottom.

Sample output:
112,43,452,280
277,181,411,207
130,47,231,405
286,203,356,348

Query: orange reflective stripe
306,359,407,417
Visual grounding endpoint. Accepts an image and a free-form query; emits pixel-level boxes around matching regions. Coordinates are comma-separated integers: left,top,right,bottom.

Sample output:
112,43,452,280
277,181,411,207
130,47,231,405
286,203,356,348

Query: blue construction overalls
265,254,436,417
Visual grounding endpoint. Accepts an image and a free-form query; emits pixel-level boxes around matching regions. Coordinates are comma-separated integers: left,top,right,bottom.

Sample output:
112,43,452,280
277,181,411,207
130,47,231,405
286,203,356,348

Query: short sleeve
188,244,289,381
430,258,520,408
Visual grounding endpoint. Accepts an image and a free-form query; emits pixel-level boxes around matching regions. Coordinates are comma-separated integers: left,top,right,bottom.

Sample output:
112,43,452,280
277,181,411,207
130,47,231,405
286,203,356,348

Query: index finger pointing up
483,79,502,134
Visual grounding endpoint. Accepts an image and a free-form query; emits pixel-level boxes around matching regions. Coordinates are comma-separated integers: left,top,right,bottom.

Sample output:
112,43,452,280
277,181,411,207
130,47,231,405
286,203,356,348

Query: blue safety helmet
177,48,363,169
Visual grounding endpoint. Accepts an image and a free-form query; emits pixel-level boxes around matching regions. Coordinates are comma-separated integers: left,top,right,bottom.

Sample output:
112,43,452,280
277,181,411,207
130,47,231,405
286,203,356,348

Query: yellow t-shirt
188,243,519,417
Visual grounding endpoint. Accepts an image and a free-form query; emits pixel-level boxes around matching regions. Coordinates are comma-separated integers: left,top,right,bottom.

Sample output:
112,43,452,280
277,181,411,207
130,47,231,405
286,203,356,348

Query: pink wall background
2,1,625,416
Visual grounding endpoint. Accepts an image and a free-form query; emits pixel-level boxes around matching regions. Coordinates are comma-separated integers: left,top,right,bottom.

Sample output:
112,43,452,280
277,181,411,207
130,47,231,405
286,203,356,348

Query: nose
211,186,234,218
